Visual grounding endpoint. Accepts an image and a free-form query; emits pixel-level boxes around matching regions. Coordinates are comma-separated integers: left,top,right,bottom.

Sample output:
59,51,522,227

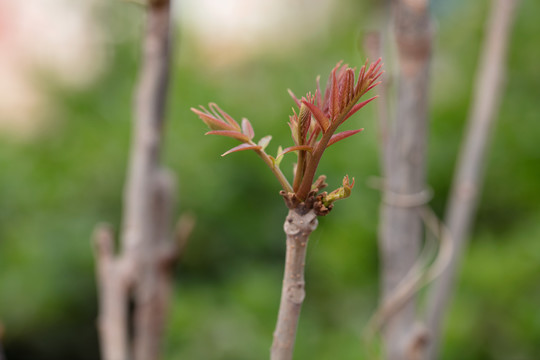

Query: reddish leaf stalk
292,149,306,191
294,124,336,200
254,148,294,193
292,104,311,192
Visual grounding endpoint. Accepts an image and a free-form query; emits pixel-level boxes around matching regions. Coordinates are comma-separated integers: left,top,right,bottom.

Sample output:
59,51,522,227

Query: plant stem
295,121,338,200
292,149,306,192
295,94,362,200
255,149,294,193
271,209,318,360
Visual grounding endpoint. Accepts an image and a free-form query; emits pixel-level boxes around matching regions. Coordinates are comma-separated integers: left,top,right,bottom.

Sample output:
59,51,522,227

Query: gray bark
378,1,432,358
271,209,318,360
93,1,181,360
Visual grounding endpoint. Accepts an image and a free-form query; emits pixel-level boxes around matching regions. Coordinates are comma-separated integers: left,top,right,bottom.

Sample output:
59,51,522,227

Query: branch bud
322,175,355,206
297,103,311,145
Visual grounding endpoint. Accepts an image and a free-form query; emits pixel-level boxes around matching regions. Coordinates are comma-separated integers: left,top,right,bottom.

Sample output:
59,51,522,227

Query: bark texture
93,1,180,360
378,1,432,359
271,209,318,360
424,0,520,358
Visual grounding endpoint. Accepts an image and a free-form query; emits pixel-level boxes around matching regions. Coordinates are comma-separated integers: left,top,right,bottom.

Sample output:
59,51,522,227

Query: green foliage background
1,0,539,359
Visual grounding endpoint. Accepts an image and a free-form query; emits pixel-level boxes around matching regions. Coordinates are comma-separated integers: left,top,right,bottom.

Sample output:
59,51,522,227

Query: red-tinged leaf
368,58,383,77
371,61,383,79
241,118,254,140
355,60,368,93
340,69,354,109
209,103,241,131
205,130,250,143
343,174,355,189
288,89,301,108
192,108,233,131
277,145,313,158
327,129,364,147
342,96,378,123
288,120,299,145
258,135,272,150
331,67,339,120
303,100,329,132
365,80,382,94
307,126,320,146
315,76,322,106
222,143,262,157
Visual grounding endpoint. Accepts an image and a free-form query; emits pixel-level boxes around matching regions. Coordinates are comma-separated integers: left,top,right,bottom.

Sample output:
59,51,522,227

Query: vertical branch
93,1,179,360
133,170,176,360
93,225,133,360
425,0,520,358
378,0,432,358
122,0,171,258
271,209,318,360
126,2,175,359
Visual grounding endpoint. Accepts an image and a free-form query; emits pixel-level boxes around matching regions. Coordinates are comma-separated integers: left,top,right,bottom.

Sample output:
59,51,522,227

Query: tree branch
378,0,432,358
271,209,318,360
93,224,132,360
93,1,180,360
424,0,520,358
133,170,176,360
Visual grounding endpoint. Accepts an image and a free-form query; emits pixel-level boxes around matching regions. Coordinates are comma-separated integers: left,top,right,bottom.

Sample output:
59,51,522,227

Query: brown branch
93,1,178,360
93,224,133,360
122,0,172,257
377,0,432,358
133,170,176,360
424,0,520,358
271,209,318,360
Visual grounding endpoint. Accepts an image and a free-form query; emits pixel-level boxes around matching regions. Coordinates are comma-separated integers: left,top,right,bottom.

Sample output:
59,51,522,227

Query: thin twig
424,0,521,358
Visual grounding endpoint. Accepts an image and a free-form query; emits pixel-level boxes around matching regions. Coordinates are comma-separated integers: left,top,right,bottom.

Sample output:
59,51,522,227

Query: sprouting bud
297,103,311,145
322,175,355,206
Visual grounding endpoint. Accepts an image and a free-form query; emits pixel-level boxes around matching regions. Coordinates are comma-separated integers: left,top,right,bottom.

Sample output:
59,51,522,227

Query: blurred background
0,0,539,359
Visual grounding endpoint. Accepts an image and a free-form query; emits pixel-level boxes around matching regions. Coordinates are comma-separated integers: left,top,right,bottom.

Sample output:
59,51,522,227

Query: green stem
255,149,293,193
